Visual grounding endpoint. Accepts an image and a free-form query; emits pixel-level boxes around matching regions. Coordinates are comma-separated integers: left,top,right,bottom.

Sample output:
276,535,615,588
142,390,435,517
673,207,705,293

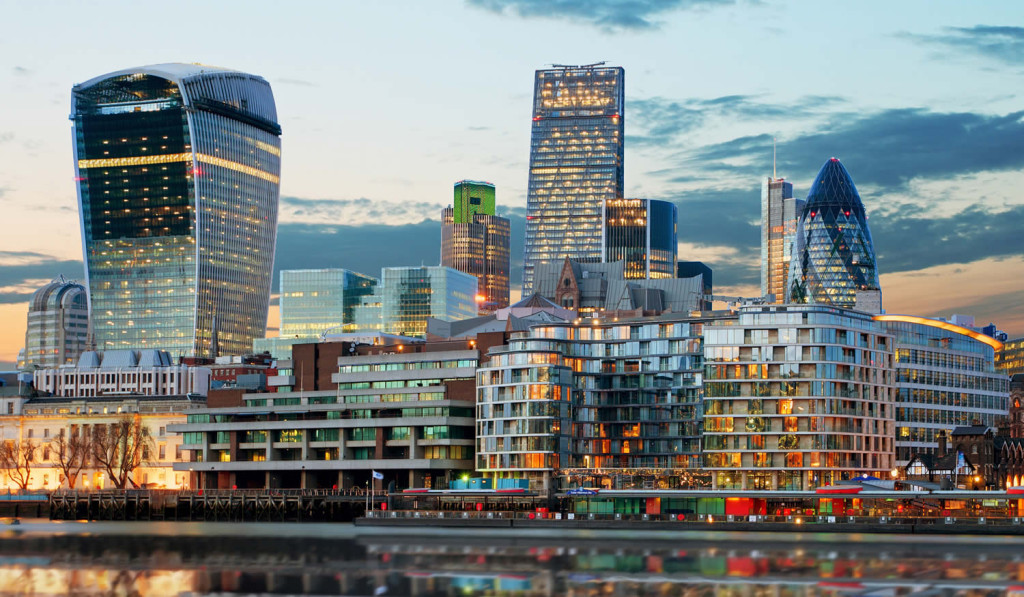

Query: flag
372,470,384,480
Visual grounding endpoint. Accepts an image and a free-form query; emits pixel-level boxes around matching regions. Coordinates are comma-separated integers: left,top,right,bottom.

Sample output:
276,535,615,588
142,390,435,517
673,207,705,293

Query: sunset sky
1,1,1022,366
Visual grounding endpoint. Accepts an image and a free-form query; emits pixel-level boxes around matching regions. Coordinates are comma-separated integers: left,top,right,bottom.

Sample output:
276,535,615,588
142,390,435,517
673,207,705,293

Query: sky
0,0,1022,366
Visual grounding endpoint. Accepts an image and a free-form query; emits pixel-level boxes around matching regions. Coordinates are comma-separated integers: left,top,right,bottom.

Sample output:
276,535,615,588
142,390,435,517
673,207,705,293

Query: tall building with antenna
72,64,282,357
760,141,803,302
522,63,624,294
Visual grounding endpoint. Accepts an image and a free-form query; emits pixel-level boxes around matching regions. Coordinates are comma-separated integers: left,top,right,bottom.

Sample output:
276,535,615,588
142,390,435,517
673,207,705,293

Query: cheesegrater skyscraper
522,63,624,294
72,64,282,357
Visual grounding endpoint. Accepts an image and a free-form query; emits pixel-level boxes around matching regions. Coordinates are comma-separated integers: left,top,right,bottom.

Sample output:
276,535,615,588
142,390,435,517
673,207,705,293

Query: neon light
873,314,1004,350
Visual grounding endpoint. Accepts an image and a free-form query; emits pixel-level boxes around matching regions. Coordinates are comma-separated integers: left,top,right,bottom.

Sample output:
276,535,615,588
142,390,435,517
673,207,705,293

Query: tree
53,428,91,490
0,439,37,491
92,415,152,489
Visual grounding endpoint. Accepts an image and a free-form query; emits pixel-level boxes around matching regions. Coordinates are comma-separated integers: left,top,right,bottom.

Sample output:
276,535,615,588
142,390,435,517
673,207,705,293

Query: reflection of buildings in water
0,530,1023,596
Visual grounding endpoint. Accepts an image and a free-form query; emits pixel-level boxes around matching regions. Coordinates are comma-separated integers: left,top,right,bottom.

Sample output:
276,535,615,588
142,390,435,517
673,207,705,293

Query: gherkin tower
788,158,879,309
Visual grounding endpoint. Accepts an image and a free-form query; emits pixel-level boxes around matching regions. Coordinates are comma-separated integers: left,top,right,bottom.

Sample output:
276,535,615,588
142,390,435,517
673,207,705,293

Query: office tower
604,198,677,279
72,64,282,358
788,158,879,310
760,177,803,302
703,304,896,490
876,314,1009,464
254,269,378,358
380,266,478,338
441,181,510,313
522,63,624,294
20,277,89,370
279,269,377,337
997,337,1024,376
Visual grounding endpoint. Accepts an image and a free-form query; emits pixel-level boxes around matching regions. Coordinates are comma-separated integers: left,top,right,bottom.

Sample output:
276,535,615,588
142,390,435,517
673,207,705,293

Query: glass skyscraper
522,64,624,294
604,198,677,279
72,64,281,358
760,177,803,302
788,158,879,309
441,181,510,313
380,266,478,338
278,269,377,337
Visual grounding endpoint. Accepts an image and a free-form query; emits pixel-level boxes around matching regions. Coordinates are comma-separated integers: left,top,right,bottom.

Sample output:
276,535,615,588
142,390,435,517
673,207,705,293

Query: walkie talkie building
72,64,282,357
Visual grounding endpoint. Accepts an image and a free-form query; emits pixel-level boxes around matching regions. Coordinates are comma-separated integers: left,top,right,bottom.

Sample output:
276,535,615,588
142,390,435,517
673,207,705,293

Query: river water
0,520,1022,595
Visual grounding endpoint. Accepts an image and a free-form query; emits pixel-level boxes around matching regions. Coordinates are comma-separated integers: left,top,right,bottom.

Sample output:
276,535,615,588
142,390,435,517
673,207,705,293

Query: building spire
773,137,777,180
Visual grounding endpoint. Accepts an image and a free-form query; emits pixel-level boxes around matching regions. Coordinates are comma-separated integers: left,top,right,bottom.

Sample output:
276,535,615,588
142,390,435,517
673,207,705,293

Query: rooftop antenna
773,137,777,180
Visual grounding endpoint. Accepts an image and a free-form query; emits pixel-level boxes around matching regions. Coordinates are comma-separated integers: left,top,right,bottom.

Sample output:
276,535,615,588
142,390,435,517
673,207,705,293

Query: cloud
871,203,1024,275
902,25,1024,65
628,95,846,148
12,66,30,76
279,196,446,227
680,108,1024,192
467,0,735,32
276,78,316,87
0,252,83,304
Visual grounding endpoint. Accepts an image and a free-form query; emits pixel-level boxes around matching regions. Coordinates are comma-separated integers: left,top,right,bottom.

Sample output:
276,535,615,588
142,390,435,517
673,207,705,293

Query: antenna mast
773,137,777,180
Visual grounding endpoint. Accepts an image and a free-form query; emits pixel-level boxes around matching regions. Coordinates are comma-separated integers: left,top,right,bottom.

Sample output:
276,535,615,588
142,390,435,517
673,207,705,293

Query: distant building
534,258,705,316
788,158,880,311
997,337,1024,376
33,350,210,398
877,314,1009,465
254,269,377,358
20,277,89,370
426,293,575,340
760,177,803,303
522,64,624,293
72,64,281,357
441,181,510,313
604,198,677,279
677,261,713,310
703,304,896,490
374,267,478,338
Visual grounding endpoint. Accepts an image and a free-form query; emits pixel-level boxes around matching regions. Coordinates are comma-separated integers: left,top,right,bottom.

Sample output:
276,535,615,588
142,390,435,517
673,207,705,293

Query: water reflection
0,523,1022,595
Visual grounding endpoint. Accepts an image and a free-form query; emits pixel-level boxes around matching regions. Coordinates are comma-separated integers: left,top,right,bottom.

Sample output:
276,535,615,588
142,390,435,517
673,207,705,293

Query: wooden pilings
49,490,365,522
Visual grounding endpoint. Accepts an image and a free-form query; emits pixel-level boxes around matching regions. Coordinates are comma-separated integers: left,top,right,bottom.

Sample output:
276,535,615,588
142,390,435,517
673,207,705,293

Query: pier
49,489,369,522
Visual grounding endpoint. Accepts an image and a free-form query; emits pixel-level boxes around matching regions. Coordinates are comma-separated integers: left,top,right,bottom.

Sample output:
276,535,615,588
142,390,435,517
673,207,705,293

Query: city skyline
1,2,1023,365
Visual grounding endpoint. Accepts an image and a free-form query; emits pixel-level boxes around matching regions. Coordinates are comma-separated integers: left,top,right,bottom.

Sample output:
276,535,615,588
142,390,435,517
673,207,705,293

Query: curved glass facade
72,64,281,357
22,278,89,369
788,158,878,309
879,315,1009,464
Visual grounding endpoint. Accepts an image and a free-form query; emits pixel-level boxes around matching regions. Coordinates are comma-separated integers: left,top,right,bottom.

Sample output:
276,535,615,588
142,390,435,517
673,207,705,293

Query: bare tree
53,428,91,490
92,415,152,489
0,439,37,491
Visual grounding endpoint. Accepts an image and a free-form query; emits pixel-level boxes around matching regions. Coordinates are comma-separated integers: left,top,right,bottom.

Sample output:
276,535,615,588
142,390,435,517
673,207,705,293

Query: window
159,445,166,459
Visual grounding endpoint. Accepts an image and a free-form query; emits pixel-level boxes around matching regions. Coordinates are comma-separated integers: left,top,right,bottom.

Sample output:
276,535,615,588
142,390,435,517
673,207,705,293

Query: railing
365,509,1024,527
